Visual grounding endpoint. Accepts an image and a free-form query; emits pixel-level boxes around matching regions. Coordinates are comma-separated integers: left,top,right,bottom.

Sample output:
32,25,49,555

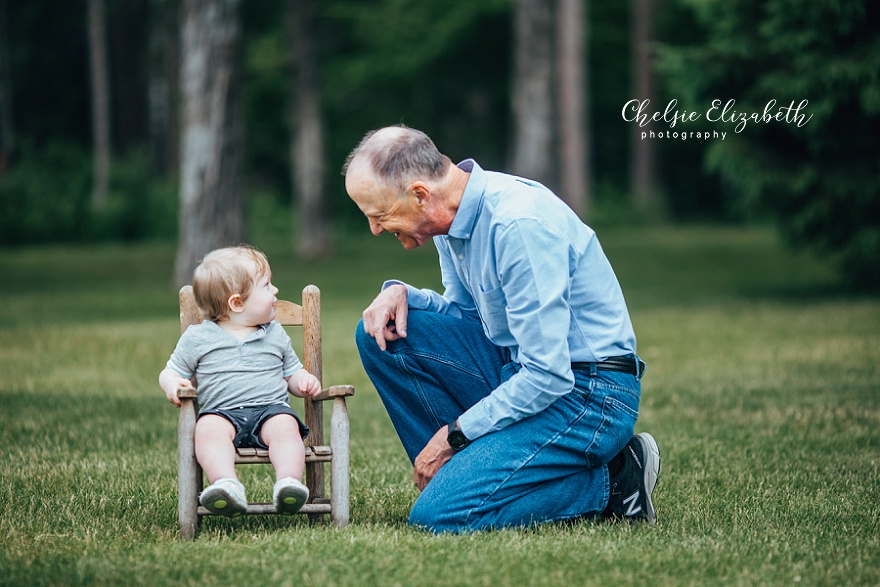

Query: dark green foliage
7,0,878,295
320,0,514,190
0,142,91,244
657,0,880,289
234,0,514,218
0,143,177,245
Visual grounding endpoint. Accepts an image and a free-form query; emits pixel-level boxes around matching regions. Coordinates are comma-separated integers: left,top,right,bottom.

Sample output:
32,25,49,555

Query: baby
159,245,321,517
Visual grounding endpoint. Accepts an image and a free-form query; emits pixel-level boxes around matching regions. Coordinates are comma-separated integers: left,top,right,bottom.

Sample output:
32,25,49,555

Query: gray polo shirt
166,320,303,412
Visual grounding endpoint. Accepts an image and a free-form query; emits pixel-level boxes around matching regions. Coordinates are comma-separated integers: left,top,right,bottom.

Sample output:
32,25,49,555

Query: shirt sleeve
165,325,199,379
457,218,576,440
382,238,481,323
273,322,303,378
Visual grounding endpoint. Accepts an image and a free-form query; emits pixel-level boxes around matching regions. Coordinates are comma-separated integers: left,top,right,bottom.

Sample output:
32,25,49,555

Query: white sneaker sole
200,485,247,518
275,483,309,515
634,432,660,523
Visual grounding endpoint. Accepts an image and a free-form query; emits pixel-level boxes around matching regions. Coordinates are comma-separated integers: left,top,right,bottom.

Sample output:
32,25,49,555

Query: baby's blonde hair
192,245,271,322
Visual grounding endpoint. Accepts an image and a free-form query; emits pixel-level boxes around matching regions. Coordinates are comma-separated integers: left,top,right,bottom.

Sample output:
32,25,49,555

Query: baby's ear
227,293,244,313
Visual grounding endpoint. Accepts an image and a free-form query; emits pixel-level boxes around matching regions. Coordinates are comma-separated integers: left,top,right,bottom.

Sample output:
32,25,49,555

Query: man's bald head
342,125,453,193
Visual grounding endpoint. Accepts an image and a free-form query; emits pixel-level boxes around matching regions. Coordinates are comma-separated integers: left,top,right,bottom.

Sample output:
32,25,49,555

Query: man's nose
369,219,383,236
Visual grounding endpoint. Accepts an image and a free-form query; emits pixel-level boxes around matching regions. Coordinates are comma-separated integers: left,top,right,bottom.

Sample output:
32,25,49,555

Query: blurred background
0,0,877,289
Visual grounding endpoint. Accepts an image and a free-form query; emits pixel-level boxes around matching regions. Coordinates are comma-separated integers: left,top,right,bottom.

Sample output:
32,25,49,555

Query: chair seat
234,445,333,464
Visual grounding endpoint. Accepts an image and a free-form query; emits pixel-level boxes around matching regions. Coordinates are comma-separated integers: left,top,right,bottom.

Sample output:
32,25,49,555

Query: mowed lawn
1,226,878,587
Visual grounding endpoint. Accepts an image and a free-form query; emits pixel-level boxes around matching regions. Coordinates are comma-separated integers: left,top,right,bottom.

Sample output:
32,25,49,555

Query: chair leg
330,397,350,527
178,400,200,540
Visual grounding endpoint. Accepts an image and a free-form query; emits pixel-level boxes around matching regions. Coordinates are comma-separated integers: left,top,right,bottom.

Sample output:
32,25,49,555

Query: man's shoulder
482,174,565,225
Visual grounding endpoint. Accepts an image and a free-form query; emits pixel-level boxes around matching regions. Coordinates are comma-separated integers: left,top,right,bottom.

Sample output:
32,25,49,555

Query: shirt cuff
456,403,490,441
381,280,430,310
166,362,193,380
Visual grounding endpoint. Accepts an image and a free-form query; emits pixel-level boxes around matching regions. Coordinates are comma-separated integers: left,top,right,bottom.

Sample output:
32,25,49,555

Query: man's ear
227,293,244,313
410,182,430,206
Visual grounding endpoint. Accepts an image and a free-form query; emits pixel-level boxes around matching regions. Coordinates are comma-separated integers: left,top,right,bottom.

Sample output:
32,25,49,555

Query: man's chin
397,235,421,249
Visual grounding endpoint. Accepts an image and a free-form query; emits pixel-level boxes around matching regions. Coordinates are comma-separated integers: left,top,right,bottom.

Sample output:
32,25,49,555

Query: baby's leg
260,414,306,481
195,414,238,484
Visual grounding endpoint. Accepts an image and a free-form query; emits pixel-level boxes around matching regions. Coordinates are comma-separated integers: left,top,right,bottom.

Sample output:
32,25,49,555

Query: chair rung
234,445,332,464
198,502,332,516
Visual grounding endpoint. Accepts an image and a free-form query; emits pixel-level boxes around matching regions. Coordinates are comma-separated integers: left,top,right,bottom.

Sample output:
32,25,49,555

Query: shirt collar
447,159,486,240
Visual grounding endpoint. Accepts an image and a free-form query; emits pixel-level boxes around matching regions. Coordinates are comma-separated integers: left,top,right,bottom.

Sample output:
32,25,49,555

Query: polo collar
447,159,486,240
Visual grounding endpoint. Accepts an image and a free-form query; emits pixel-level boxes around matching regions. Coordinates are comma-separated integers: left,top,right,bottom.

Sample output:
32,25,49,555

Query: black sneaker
603,432,660,523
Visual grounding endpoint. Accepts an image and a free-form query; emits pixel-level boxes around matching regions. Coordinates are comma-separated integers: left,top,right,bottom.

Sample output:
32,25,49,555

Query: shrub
0,143,178,245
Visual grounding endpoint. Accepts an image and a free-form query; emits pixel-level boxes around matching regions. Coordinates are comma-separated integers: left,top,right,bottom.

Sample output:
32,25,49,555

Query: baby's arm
286,368,321,398
159,368,195,407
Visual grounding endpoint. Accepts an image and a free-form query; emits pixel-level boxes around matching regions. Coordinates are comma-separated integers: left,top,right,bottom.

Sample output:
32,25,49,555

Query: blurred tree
657,0,880,288
510,0,555,186
510,0,594,217
556,0,590,217
630,0,660,214
7,0,735,245
87,0,111,208
175,0,245,287
0,0,12,173
286,0,329,258
148,0,179,176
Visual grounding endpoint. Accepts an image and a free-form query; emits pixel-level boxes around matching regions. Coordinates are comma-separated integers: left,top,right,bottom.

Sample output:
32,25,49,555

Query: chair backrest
178,285,305,330
177,285,326,456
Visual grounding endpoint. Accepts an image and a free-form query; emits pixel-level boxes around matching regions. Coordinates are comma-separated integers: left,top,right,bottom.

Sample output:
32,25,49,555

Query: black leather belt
572,356,643,376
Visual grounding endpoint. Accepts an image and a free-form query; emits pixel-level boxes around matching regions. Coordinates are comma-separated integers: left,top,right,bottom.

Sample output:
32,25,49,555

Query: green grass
1,226,878,586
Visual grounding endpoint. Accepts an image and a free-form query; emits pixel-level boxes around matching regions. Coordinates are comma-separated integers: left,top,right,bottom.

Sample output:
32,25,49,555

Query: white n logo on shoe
623,491,642,516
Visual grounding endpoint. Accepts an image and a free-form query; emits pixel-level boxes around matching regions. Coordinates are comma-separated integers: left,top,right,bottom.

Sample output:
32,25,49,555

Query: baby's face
239,269,279,326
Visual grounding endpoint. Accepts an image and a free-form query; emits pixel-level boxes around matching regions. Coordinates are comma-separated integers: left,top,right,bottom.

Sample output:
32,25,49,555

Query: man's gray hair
342,124,452,192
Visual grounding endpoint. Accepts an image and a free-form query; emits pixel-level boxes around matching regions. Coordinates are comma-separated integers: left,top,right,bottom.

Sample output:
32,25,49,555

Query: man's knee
354,318,370,351
409,495,456,534
354,318,385,359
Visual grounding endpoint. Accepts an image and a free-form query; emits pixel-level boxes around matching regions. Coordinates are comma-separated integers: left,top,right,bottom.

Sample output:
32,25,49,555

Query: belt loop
636,357,646,381
589,362,598,377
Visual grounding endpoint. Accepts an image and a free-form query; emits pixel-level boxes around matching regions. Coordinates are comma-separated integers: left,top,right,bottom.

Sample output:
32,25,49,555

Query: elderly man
345,125,660,533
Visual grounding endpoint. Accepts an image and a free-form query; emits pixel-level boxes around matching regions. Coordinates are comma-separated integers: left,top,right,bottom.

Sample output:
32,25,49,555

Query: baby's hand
166,379,194,407
294,371,322,398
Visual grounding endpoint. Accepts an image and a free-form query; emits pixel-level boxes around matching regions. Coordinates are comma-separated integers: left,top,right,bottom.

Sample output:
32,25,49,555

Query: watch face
448,430,469,450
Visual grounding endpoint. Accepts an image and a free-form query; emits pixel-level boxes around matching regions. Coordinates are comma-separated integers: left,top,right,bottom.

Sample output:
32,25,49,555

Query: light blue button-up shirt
385,159,637,440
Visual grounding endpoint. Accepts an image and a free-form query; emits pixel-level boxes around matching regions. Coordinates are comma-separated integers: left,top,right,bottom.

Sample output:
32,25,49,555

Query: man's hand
361,284,409,351
413,425,456,491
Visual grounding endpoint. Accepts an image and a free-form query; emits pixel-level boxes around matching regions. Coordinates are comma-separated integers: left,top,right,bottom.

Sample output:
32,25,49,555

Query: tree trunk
555,0,590,218
87,0,111,209
0,0,13,173
0,0,15,176
175,0,244,287
509,0,555,186
148,0,180,177
631,0,659,212
286,0,330,258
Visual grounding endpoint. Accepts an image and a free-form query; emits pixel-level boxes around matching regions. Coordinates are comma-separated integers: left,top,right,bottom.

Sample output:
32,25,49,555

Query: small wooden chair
175,284,354,539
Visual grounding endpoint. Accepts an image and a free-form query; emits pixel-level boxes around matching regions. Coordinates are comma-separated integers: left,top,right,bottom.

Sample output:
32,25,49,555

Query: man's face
346,168,436,250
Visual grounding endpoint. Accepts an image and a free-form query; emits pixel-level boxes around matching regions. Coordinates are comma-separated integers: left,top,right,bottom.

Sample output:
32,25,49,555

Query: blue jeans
355,309,641,533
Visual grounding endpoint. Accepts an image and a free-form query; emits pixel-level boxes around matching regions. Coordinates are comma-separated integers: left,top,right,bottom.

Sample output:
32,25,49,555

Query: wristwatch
447,419,471,451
